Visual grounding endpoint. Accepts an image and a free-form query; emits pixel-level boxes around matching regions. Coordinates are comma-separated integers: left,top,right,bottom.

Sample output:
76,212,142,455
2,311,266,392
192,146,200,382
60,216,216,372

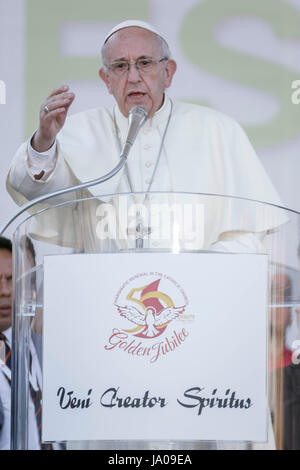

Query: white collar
1,327,11,344
113,94,172,142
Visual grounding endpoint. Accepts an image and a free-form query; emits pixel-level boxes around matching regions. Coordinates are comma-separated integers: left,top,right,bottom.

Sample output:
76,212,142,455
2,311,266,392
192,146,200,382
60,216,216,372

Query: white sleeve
27,131,57,181
7,139,76,205
210,231,266,254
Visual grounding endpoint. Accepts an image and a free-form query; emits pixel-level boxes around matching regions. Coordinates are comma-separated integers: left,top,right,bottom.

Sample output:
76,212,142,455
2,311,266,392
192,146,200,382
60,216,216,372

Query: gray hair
101,32,171,69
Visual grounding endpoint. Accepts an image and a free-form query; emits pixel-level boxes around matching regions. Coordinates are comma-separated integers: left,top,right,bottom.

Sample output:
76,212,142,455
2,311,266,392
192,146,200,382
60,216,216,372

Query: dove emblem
106,276,189,361
116,304,185,339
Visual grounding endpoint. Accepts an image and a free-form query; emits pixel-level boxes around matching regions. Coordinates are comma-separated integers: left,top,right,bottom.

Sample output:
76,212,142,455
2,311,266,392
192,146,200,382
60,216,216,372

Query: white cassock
7,96,283,450
7,96,285,253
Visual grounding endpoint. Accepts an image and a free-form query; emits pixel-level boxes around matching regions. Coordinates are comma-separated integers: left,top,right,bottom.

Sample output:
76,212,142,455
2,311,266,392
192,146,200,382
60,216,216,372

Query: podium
10,192,300,450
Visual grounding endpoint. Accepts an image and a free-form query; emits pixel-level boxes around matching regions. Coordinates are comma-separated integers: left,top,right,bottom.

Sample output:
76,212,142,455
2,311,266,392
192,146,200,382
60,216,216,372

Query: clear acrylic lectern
10,192,300,450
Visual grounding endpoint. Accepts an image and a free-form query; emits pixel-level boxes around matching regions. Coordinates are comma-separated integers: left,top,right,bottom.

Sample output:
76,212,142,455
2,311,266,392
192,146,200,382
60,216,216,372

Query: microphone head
121,106,148,158
129,105,148,121
126,105,148,144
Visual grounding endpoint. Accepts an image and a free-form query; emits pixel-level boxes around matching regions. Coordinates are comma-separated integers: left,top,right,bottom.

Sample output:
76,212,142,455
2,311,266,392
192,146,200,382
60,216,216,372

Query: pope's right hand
31,85,75,152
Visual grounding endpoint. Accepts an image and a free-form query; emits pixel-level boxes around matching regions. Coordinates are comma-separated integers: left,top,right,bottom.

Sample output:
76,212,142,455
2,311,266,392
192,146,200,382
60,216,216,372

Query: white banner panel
42,252,268,442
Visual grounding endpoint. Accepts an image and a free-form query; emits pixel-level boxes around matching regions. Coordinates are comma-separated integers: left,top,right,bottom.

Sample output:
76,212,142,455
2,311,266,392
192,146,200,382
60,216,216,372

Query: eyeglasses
106,57,168,77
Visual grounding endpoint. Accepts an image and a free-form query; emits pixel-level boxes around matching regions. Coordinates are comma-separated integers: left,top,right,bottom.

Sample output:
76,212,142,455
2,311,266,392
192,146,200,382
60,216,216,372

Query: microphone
0,106,148,235
120,106,148,158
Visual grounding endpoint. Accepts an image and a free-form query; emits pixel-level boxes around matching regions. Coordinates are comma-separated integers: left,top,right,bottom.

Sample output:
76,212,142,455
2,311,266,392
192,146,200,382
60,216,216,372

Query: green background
25,0,300,148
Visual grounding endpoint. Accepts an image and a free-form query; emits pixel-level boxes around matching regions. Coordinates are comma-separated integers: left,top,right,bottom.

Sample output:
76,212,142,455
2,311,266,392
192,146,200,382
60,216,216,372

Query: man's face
99,27,176,118
0,249,12,332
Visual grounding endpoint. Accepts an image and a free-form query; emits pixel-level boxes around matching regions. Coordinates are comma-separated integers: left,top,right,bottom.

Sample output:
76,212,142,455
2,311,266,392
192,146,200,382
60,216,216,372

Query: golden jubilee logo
104,273,189,363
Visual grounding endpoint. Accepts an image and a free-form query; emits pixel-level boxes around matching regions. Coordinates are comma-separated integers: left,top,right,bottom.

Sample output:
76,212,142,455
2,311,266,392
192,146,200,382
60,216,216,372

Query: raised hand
32,85,75,152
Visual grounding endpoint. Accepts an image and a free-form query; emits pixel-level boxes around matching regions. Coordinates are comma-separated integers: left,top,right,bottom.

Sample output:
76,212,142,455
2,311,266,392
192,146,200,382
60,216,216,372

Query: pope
6,20,283,251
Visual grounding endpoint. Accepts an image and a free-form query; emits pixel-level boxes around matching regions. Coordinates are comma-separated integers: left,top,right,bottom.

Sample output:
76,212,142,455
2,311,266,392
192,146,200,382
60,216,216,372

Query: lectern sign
42,253,268,442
